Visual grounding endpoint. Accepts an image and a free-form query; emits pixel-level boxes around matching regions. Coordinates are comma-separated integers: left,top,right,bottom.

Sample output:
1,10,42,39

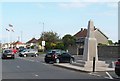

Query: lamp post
21,31,23,42
42,22,45,52
40,22,45,52
42,22,44,41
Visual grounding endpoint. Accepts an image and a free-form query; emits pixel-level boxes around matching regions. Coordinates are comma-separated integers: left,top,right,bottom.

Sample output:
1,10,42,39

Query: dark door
60,53,71,62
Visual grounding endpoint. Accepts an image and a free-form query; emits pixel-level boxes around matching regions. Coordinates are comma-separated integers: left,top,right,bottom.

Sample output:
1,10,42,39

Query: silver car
19,49,38,57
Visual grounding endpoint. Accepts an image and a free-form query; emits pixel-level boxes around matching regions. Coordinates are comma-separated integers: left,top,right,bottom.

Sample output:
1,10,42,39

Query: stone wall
68,45,77,55
98,46,119,58
68,45,120,58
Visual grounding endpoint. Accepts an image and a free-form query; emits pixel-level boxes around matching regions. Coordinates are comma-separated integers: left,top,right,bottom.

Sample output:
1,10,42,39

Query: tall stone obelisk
81,20,108,71
71,20,112,71
83,20,98,61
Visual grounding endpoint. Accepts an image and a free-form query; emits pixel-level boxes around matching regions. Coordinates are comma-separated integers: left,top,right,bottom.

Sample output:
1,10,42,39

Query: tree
108,40,113,45
62,34,76,49
55,42,64,50
40,31,60,43
39,31,61,50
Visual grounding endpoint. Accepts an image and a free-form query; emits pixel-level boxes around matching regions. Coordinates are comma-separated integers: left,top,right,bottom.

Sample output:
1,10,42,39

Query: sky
0,0,119,43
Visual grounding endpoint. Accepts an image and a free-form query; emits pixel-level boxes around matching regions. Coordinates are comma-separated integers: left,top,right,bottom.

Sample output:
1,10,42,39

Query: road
1,54,119,79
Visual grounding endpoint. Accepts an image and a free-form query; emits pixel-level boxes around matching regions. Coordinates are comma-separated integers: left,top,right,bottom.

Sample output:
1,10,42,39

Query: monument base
72,60,111,71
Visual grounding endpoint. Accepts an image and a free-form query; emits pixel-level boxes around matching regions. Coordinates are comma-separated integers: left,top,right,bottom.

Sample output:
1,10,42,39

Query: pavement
54,63,114,72
53,55,115,72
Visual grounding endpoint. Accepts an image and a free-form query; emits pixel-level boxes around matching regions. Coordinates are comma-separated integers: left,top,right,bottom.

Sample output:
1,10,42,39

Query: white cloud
70,0,119,3
58,2,90,8
106,3,118,8
58,0,119,9
34,3,44,8
87,10,117,17
0,0,120,2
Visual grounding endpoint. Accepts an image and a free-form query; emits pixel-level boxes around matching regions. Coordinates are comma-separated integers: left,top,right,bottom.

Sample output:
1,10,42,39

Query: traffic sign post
42,41,45,52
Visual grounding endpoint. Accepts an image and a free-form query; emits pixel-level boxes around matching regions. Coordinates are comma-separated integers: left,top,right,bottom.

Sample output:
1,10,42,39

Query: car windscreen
47,52,60,55
22,50,27,52
4,50,12,53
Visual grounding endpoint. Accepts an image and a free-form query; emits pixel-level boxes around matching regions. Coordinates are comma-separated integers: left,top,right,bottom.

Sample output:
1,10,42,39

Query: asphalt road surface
1,54,119,79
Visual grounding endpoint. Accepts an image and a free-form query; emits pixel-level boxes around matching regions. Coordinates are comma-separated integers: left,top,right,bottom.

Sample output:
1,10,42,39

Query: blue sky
0,1,118,43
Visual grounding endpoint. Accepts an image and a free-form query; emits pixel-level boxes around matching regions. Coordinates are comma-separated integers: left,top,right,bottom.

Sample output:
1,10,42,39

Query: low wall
68,45,120,58
98,46,119,58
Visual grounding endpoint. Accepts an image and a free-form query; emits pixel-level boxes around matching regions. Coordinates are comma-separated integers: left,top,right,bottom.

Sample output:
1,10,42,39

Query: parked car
18,47,26,52
1,49,15,59
19,49,38,57
115,58,120,77
44,49,75,63
12,48,18,54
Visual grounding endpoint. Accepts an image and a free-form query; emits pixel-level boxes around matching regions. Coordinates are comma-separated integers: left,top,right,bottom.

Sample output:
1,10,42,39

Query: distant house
0,43,1,48
68,27,109,55
12,41,26,48
74,27,109,45
26,38,44,50
2,43,9,49
26,38,38,47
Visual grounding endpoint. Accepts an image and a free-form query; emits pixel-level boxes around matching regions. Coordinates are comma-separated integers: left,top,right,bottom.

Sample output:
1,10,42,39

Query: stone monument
75,20,109,71
83,20,98,61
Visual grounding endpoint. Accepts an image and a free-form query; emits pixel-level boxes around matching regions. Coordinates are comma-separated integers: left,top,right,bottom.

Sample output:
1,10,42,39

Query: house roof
13,41,24,45
74,27,108,39
74,28,87,38
26,38,38,43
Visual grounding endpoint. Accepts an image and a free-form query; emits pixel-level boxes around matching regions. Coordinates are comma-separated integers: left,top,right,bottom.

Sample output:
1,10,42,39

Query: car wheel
56,58,60,64
24,54,27,57
70,58,74,64
115,68,120,77
2,57,4,59
35,54,38,57
45,60,49,63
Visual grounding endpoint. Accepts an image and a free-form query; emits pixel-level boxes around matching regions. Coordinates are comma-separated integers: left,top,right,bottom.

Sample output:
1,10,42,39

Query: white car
19,49,38,57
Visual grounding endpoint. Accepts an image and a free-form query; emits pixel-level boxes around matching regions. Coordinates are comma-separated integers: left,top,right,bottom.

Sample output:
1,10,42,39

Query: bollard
93,57,96,72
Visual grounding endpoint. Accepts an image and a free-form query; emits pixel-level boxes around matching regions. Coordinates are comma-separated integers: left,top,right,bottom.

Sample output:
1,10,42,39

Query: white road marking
17,66,20,68
88,72,101,77
35,74,39,77
106,72,113,79
17,57,35,62
36,61,39,62
104,77,110,79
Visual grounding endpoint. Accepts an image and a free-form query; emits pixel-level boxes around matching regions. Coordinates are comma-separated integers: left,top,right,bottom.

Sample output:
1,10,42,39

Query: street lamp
39,22,45,52
42,22,44,41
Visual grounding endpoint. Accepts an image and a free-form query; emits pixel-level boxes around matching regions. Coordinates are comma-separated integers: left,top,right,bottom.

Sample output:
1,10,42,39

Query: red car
115,58,120,77
13,49,18,54
12,49,18,54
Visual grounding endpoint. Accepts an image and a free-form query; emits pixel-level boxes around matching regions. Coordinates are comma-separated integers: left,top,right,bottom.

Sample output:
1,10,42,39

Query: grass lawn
38,52,46,54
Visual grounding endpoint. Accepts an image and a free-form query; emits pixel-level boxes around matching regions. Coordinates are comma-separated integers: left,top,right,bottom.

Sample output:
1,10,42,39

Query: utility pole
40,22,45,52
42,22,45,52
18,36,20,41
21,31,23,42
43,22,44,41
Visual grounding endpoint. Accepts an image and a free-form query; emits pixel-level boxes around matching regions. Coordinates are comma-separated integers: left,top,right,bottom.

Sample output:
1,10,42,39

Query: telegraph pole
42,22,45,52
40,22,45,52
42,22,44,41
21,31,23,42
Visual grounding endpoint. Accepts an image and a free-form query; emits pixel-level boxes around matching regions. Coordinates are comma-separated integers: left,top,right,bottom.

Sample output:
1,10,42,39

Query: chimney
81,28,83,31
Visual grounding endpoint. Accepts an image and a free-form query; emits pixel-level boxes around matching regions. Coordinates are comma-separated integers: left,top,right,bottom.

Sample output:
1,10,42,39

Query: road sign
42,41,45,46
